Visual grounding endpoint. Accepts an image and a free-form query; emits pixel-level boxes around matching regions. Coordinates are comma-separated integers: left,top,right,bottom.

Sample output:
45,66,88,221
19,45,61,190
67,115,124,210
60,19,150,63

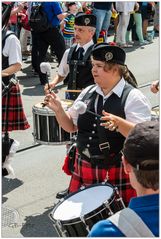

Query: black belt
79,152,122,168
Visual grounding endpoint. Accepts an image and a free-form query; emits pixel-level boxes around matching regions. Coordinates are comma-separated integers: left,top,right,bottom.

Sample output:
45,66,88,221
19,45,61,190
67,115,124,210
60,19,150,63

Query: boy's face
69,3,77,12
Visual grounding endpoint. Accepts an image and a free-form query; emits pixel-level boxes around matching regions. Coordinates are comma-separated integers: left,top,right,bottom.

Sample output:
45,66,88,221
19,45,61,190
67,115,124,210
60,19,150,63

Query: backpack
29,4,52,33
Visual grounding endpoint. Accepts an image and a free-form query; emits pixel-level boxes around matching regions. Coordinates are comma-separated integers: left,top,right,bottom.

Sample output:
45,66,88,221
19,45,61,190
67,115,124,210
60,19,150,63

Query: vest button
92,131,95,134
89,137,92,140
93,123,97,127
87,144,90,147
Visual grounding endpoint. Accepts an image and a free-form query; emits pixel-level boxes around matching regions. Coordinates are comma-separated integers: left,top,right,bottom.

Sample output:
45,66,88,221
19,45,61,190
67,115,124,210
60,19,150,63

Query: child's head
66,2,77,12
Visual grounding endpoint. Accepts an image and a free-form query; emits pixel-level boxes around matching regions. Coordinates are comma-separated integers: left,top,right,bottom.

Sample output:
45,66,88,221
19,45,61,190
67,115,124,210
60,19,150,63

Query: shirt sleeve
88,219,124,237
125,88,152,123
52,2,63,15
57,49,70,77
3,34,22,66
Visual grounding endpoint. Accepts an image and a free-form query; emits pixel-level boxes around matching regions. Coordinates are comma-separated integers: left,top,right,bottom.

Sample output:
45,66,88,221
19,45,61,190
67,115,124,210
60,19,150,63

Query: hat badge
84,17,90,26
105,52,113,61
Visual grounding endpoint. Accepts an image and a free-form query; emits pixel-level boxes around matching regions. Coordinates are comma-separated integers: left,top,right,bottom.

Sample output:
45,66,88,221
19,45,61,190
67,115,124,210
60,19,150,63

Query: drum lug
114,187,126,208
80,185,85,190
80,216,90,233
103,200,114,216
56,220,68,237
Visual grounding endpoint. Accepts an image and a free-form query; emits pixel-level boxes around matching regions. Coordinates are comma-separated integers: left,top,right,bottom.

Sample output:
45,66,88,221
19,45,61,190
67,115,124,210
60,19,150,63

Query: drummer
44,43,151,206
44,12,96,100
44,12,97,199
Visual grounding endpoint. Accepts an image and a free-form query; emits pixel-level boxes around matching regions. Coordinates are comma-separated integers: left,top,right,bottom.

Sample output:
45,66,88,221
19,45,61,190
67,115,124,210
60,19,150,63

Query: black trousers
31,31,39,72
37,27,66,85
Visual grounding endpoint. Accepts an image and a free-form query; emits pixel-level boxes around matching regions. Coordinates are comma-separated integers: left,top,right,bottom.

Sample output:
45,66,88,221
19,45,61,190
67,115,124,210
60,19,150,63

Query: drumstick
65,89,82,93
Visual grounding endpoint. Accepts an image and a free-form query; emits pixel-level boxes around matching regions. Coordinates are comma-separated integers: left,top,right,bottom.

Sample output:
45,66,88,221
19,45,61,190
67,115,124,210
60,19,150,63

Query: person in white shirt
116,1,139,47
44,12,96,100
43,43,151,206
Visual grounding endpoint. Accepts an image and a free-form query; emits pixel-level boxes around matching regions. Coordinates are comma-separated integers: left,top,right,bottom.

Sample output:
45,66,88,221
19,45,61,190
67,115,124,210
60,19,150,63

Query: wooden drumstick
65,89,82,93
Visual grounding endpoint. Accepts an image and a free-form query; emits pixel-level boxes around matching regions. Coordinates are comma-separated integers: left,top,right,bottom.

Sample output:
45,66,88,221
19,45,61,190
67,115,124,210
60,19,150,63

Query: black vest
77,83,134,165
67,44,94,90
2,30,15,85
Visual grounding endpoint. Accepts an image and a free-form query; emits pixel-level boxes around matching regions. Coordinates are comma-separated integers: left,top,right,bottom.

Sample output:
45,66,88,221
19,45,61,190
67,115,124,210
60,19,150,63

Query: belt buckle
99,142,110,151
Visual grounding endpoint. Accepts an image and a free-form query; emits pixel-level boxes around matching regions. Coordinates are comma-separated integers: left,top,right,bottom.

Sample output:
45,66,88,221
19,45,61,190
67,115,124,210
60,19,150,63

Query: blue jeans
93,8,112,40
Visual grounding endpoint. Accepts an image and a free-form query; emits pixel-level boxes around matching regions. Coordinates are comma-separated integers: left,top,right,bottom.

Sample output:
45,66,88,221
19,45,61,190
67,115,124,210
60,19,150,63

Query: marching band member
44,43,151,206
45,12,97,199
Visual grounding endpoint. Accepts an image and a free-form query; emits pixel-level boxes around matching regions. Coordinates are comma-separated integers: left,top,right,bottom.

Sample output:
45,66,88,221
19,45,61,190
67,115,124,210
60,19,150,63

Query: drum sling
108,208,155,237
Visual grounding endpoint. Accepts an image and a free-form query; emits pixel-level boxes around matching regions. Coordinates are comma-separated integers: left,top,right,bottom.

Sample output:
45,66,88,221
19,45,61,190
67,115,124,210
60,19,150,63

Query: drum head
53,184,113,221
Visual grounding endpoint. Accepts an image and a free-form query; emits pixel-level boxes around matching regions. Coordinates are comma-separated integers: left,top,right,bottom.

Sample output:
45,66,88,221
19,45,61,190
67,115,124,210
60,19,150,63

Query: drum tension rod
80,216,90,232
103,200,114,216
56,220,67,237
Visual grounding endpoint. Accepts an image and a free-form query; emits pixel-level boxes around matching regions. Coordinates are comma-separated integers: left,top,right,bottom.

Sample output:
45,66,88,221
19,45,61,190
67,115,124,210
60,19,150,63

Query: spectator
37,2,67,85
89,121,159,237
61,2,78,49
115,2,139,47
92,2,116,42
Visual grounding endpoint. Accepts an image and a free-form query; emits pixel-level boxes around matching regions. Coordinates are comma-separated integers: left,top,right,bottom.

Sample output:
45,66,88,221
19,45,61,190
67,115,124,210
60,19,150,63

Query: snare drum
32,100,73,145
49,182,125,237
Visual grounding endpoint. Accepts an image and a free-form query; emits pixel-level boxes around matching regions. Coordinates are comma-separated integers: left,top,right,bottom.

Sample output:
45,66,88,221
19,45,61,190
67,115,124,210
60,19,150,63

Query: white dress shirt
68,78,151,126
58,39,94,78
3,33,22,66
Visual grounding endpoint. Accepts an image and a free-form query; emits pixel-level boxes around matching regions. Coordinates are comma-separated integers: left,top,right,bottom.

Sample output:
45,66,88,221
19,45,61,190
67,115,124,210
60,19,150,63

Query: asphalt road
2,34,159,237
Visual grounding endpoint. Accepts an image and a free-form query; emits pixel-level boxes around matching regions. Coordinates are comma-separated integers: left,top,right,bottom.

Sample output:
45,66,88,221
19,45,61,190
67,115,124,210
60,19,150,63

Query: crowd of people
2,1,159,237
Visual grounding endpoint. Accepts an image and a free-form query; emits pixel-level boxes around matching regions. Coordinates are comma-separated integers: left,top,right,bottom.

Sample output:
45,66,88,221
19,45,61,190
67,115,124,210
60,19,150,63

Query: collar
95,78,126,100
76,39,94,53
129,194,159,209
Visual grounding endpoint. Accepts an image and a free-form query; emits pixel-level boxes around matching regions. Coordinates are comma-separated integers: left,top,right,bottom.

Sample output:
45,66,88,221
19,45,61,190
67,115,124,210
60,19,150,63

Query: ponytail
122,65,138,88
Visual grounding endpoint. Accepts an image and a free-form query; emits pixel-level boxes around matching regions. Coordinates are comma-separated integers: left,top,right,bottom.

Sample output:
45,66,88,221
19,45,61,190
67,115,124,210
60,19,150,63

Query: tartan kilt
2,84,30,132
69,151,136,207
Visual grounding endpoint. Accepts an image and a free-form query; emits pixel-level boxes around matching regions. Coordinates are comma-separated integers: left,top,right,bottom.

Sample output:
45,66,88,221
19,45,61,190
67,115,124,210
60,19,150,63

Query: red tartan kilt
2,84,30,132
69,152,136,207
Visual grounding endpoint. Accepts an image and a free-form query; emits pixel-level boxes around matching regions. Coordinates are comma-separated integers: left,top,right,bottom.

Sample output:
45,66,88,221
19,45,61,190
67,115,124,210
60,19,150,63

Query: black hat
91,43,126,65
74,12,96,28
123,121,159,171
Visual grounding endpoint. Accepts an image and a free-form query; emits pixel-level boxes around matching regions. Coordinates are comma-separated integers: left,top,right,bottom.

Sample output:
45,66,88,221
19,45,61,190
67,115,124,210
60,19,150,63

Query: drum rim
33,139,72,145
50,182,116,224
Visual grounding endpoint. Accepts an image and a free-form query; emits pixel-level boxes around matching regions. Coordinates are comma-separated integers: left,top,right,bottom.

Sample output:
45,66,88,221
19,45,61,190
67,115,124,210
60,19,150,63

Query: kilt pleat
69,151,136,206
2,84,30,132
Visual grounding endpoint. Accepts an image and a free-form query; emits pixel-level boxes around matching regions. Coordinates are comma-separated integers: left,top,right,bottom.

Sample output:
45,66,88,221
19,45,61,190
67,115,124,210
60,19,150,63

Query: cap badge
84,17,90,26
105,52,113,61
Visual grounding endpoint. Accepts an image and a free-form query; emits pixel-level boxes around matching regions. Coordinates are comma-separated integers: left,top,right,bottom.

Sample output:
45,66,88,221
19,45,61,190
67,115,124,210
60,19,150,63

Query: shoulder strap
121,82,134,106
2,31,15,50
82,44,94,62
81,84,96,102
67,44,77,64
108,208,155,237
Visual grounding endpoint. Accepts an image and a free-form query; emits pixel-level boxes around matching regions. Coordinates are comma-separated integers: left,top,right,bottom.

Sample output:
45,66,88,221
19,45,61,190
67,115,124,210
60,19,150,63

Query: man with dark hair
89,121,159,237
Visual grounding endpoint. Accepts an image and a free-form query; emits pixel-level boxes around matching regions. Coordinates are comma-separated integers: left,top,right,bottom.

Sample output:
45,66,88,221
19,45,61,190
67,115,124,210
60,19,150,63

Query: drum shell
32,101,73,145
50,183,125,237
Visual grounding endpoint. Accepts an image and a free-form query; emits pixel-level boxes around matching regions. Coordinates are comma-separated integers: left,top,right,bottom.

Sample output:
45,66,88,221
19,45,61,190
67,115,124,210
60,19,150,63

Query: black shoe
56,188,69,199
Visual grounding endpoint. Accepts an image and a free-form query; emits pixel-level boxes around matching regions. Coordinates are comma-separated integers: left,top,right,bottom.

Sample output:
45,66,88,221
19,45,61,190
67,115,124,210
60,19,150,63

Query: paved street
2,35,159,237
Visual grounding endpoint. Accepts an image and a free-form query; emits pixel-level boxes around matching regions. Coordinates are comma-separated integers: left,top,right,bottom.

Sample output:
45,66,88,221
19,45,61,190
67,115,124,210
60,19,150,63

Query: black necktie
97,95,104,115
77,47,84,60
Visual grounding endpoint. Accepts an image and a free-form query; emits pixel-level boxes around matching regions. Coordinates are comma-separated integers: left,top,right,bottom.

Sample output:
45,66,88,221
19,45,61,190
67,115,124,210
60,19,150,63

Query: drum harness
108,208,155,237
